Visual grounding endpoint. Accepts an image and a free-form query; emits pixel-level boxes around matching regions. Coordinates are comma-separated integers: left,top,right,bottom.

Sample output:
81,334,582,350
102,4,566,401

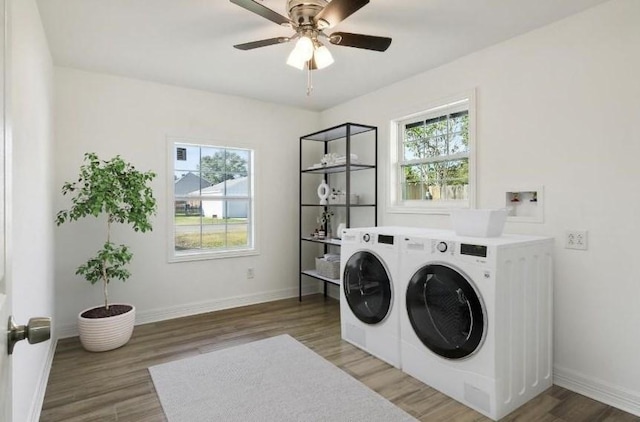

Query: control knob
437,241,448,253
362,233,371,243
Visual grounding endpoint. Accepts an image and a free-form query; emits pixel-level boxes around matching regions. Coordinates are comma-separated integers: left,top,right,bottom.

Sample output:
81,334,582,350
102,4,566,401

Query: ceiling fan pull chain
306,62,313,96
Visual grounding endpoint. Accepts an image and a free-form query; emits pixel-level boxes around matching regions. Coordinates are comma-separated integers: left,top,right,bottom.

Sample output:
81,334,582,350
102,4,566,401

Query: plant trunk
104,217,111,310
102,265,109,310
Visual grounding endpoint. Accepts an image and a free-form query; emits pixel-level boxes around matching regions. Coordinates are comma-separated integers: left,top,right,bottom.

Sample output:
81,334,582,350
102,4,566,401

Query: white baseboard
136,286,320,326
27,337,57,422
554,365,640,417
57,286,321,339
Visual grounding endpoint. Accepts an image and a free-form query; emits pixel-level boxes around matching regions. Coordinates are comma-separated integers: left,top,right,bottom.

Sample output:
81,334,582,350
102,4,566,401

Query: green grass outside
174,215,246,225
175,231,248,249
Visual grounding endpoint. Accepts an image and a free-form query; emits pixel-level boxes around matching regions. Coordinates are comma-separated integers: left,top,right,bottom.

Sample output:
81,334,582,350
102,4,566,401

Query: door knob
7,316,51,355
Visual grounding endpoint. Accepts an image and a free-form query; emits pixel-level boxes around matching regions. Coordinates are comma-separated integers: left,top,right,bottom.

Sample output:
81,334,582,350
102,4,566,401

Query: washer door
406,264,485,359
343,251,392,325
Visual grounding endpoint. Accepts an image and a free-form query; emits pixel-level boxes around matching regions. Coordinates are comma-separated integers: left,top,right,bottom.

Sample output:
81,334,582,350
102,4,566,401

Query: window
391,94,475,212
170,141,255,261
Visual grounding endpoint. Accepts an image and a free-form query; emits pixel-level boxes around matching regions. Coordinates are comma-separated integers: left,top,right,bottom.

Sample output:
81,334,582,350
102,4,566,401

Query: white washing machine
339,226,445,368
399,231,553,420
340,227,403,367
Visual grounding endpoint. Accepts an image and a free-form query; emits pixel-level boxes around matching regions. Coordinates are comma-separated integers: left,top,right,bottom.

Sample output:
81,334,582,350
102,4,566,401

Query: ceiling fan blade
230,0,291,26
234,37,290,50
314,0,369,28
329,32,392,52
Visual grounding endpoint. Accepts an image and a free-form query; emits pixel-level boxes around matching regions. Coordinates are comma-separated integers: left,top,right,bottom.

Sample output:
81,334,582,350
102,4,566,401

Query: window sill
387,200,469,215
169,247,259,263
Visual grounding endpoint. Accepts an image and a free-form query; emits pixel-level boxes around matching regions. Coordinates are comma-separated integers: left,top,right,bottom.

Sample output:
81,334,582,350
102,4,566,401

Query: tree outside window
400,109,469,203
172,142,254,260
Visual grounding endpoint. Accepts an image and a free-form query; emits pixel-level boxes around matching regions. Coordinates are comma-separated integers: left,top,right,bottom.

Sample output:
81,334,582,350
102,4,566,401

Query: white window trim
388,90,476,215
166,137,259,262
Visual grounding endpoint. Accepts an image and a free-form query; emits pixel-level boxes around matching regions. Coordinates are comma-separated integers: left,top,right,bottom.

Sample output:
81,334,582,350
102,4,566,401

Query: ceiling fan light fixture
287,35,314,70
295,36,314,60
313,44,334,69
286,48,307,70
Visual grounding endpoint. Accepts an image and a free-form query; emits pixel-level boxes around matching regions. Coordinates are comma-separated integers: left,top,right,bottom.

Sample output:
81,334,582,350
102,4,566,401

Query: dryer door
343,251,392,325
406,264,485,359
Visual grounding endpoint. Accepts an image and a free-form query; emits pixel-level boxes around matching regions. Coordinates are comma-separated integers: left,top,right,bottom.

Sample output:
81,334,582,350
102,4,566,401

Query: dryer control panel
431,240,455,256
458,242,491,265
460,243,488,258
431,240,491,265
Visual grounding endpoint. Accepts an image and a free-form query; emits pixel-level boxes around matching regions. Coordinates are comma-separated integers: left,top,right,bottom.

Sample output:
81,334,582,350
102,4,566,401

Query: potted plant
56,152,157,352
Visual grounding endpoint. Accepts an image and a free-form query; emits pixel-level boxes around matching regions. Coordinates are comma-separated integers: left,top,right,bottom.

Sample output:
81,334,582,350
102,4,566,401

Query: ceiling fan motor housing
287,0,328,26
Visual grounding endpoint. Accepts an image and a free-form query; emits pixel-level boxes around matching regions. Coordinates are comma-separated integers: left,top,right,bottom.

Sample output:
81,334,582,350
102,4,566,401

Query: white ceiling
36,0,609,111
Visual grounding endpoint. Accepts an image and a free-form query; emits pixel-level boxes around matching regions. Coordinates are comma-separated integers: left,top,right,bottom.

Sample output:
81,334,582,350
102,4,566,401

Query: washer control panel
355,232,398,250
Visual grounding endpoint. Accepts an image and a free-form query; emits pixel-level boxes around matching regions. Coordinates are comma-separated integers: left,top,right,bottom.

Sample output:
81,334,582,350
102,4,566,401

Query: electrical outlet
565,230,588,250
246,268,255,279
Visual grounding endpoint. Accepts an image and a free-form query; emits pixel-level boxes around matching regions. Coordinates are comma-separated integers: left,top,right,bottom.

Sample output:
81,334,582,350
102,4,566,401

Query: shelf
301,123,376,142
302,164,375,174
301,270,340,286
299,122,377,301
301,236,341,246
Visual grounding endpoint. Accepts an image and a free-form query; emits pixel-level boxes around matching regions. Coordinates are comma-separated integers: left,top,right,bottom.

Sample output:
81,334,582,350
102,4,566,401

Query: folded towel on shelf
334,154,359,164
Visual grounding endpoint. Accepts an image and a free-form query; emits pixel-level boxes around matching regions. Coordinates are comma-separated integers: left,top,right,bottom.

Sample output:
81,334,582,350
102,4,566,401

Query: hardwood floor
41,295,638,421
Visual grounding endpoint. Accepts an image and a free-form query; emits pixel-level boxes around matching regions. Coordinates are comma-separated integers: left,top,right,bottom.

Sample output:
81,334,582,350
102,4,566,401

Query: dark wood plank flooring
41,295,639,421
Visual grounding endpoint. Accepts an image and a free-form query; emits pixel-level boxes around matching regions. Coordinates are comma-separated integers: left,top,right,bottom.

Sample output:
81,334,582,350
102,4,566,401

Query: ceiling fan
230,0,392,71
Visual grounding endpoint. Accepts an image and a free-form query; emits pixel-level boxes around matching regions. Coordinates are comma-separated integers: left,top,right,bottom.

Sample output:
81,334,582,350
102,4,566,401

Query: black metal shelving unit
299,123,378,301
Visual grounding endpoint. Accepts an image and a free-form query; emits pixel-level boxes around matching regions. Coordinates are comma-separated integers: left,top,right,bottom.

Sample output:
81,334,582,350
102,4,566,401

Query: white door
0,0,10,420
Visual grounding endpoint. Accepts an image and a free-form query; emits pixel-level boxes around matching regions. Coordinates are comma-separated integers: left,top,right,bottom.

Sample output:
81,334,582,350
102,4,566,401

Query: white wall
10,0,56,421
54,68,319,335
321,0,640,415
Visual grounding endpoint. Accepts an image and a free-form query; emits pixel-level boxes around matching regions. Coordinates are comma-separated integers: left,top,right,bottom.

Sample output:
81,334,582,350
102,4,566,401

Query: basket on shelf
315,255,340,279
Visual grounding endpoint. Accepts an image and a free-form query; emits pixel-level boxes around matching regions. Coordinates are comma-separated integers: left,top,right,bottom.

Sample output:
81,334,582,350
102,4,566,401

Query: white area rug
149,334,417,422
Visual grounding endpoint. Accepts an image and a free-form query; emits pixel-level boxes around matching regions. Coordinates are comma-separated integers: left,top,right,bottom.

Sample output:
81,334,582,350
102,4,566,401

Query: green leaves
57,153,157,231
403,112,470,192
198,150,248,185
76,242,133,285
57,153,157,306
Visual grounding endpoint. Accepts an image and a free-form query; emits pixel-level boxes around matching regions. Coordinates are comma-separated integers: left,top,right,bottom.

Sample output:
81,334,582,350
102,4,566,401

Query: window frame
388,91,476,214
167,138,258,262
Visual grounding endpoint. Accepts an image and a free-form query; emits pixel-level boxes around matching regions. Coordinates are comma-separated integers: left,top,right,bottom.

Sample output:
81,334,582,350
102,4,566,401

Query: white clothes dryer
399,231,553,420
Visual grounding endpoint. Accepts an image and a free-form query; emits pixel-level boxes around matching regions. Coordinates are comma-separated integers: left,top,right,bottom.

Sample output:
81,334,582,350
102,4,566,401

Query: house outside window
169,141,255,261
390,93,475,213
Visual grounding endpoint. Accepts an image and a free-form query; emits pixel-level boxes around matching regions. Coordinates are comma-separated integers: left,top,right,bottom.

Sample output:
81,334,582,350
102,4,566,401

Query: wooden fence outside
404,184,468,201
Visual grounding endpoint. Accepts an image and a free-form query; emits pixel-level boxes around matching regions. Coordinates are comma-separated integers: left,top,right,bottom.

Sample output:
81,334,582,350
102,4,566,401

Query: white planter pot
77,304,136,352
